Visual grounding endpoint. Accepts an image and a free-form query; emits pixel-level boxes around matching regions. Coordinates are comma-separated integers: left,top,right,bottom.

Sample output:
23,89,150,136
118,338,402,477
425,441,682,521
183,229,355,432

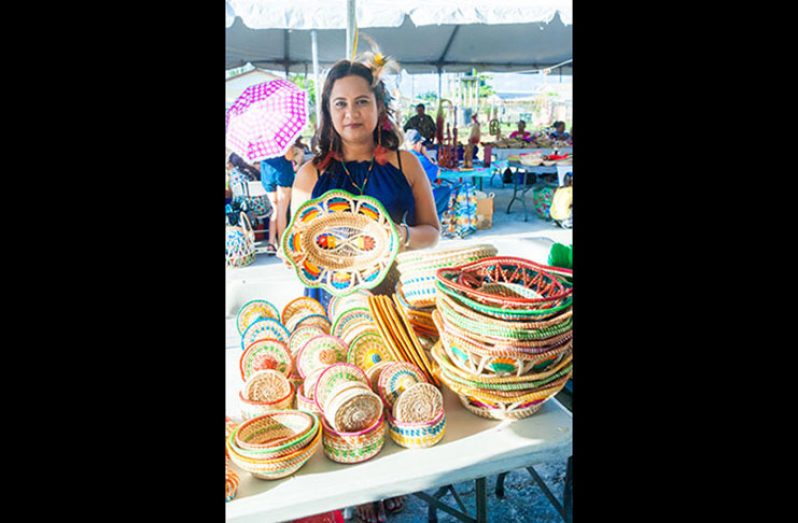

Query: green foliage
478,73,496,98
288,74,318,131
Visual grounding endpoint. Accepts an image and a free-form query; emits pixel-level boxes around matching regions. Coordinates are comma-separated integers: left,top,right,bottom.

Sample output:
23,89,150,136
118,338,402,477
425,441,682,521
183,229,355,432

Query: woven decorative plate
295,335,349,378
236,299,281,335
288,325,327,356
240,339,294,381
331,307,374,339
281,296,327,326
241,317,291,350
242,369,292,403
328,290,373,322
313,362,369,411
377,362,429,408
437,257,573,310
341,324,380,346
289,313,332,334
282,189,399,297
347,331,394,371
392,382,444,423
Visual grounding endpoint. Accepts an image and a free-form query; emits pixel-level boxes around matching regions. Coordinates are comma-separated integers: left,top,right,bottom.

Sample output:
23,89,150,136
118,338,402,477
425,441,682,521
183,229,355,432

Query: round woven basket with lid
282,190,399,297
240,339,294,381
347,331,394,371
392,382,444,423
377,362,429,408
321,414,386,464
295,335,349,378
386,409,446,449
325,386,384,433
313,362,369,412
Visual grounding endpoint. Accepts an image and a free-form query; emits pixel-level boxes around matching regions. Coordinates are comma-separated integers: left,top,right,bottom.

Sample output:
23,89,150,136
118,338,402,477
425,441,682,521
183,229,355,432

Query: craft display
313,363,382,433
328,290,373,323
295,335,349,378
396,244,498,308
392,382,444,423
321,413,386,464
394,282,439,343
331,307,375,340
377,361,429,409
226,410,322,480
281,297,327,326
282,190,399,297
241,317,291,350
313,363,370,413
288,313,332,334
237,299,281,335
240,339,294,381
288,325,328,356
239,381,294,420
226,212,256,268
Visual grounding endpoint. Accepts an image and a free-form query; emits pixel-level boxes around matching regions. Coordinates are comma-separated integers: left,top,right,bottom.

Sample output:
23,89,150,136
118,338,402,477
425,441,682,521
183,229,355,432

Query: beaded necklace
339,156,376,195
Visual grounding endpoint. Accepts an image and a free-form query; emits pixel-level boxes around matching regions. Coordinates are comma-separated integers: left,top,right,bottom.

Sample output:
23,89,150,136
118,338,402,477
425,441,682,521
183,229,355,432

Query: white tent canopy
225,0,572,74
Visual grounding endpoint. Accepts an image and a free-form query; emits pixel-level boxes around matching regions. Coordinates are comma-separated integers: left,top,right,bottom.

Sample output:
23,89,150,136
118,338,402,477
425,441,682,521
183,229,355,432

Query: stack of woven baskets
225,417,240,501
394,244,498,347
377,362,446,448
430,256,573,420
314,363,386,463
226,410,321,480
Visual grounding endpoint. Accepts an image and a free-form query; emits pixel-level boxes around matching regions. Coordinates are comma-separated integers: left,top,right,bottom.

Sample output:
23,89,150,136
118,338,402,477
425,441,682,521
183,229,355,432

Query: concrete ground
226,180,572,521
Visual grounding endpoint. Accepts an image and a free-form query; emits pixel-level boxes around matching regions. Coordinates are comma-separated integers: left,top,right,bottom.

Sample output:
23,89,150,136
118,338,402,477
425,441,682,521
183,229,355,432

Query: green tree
288,74,318,132
478,73,496,98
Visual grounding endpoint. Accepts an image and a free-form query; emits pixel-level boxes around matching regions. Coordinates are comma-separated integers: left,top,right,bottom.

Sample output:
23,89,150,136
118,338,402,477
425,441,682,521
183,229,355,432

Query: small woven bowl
240,317,291,350
328,290,373,324
313,362,370,412
240,339,294,381
321,414,386,464
289,313,332,334
331,307,374,339
228,427,322,479
386,409,447,449
347,331,394,371
282,296,326,326
325,386,384,433
236,299,281,335
392,382,444,423
239,381,295,420
377,362,429,409
242,369,293,402
232,411,318,461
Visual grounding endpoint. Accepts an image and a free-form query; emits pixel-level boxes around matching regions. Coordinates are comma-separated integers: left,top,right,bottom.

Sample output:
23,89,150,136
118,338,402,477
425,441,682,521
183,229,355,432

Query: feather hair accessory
358,33,400,86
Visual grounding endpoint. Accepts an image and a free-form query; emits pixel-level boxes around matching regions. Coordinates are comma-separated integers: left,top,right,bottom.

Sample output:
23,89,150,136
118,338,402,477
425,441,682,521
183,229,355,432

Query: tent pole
284,29,290,78
346,0,356,60
437,66,442,101
311,29,322,132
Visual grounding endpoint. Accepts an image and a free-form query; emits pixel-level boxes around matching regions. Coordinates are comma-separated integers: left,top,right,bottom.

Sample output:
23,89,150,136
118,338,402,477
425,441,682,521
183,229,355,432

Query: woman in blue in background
261,151,296,255
284,56,440,521
404,129,452,217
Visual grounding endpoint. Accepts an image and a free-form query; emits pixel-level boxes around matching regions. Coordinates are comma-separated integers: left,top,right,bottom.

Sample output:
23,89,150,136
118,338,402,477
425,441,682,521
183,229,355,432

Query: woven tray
347,331,395,371
295,335,349,378
236,299,281,335
227,425,322,479
282,190,399,297
240,339,294,381
241,318,291,350
436,257,573,310
281,296,327,326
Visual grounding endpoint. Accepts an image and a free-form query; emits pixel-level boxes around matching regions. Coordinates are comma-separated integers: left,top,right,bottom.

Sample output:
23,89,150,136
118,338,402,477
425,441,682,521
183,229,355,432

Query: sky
394,71,572,100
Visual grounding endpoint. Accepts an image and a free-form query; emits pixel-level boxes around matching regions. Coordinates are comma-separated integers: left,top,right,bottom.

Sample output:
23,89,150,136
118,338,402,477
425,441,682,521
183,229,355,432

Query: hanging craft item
282,190,399,297
236,299,281,335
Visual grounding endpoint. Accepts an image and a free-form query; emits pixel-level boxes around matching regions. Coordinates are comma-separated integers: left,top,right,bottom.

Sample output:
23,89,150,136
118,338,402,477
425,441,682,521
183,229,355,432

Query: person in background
550,121,571,141
508,120,533,142
405,129,452,217
402,103,437,145
260,151,296,255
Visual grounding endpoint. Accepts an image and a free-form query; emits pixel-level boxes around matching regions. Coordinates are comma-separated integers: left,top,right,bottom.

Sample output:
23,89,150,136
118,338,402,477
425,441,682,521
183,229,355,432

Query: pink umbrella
226,79,308,164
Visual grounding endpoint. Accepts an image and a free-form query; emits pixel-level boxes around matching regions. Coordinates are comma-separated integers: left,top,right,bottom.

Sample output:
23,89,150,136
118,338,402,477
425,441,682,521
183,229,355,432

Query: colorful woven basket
240,339,294,381
241,317,291,350
242,369,293,402
325,385,383,433
436,257,573,311
377,362,429,409
289,313,332,334
234,410,318,456
392,382,444,423
295,335,349,378
386,409,447,449
238,383,295,420
236,299,281,335
328,290,373,323
226,212,256,268
313,363,370,412
321,414,386,464
288,325,327,356
331,307,374,340
282,190,399,297
226,464,240,501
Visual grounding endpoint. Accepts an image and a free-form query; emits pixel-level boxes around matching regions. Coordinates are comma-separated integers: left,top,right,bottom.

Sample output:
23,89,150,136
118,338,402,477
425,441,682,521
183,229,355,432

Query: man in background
403,103,437,145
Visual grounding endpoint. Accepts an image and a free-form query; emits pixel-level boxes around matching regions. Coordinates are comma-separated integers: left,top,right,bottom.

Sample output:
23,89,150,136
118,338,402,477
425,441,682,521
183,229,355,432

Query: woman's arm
398,150,440,251
290,161,318,220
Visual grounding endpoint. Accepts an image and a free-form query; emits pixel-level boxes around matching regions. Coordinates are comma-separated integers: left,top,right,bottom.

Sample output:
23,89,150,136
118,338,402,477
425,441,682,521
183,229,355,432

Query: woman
261,151,296,255
405,129,451,217
287,57,440,523
509,119,533,142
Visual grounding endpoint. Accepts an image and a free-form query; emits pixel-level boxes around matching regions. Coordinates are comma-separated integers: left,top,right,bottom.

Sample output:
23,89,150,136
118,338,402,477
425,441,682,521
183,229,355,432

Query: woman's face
329,75,379,145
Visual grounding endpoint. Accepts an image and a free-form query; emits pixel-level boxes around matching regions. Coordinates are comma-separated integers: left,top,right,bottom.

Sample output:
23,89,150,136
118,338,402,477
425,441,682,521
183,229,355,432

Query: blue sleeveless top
305,150,415,313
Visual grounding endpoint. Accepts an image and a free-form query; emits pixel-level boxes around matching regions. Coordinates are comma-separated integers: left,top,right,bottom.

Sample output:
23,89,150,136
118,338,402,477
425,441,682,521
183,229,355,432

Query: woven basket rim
281,296,326,325
236,299,281,335
320,411,385,437
239,338,293,381
314,362,370,411
240,317,291,350
295,334,349,378
234,410,317,451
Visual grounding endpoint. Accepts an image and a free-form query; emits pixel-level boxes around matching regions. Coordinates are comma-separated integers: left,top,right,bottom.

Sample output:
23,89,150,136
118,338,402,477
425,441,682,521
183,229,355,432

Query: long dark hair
312,60,403,169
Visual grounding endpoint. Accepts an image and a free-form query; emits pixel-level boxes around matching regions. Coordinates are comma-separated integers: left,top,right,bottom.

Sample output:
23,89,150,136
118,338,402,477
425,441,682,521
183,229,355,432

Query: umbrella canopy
225,79,308,164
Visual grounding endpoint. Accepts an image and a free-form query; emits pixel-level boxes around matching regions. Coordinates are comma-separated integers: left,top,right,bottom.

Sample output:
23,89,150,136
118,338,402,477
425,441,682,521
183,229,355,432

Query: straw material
331,307,374,339
241,317,291,350
239,384,295,420
237,299,281,335
281,297,326,326
392,382,444,423
295,335,349,378
302,367,326,401
243,369,293,402
282,190,399,296
228,424,322,479
329,388,384,433
296,383,322,414
347,331,395,371
342,324,381,346
377,362,429,408
226,464,239,501
386,409,447,449
391,293,440,386
240,339,294,381
458,395,546,420
436,279,572,320
290,313,332,334
234,410,317,454
328,290,373,323
313,363,369,412
321,414,386,464
436,257,573,310
226,212,256,268
396,244,498,271
364,360,393,392
288,325,327,356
